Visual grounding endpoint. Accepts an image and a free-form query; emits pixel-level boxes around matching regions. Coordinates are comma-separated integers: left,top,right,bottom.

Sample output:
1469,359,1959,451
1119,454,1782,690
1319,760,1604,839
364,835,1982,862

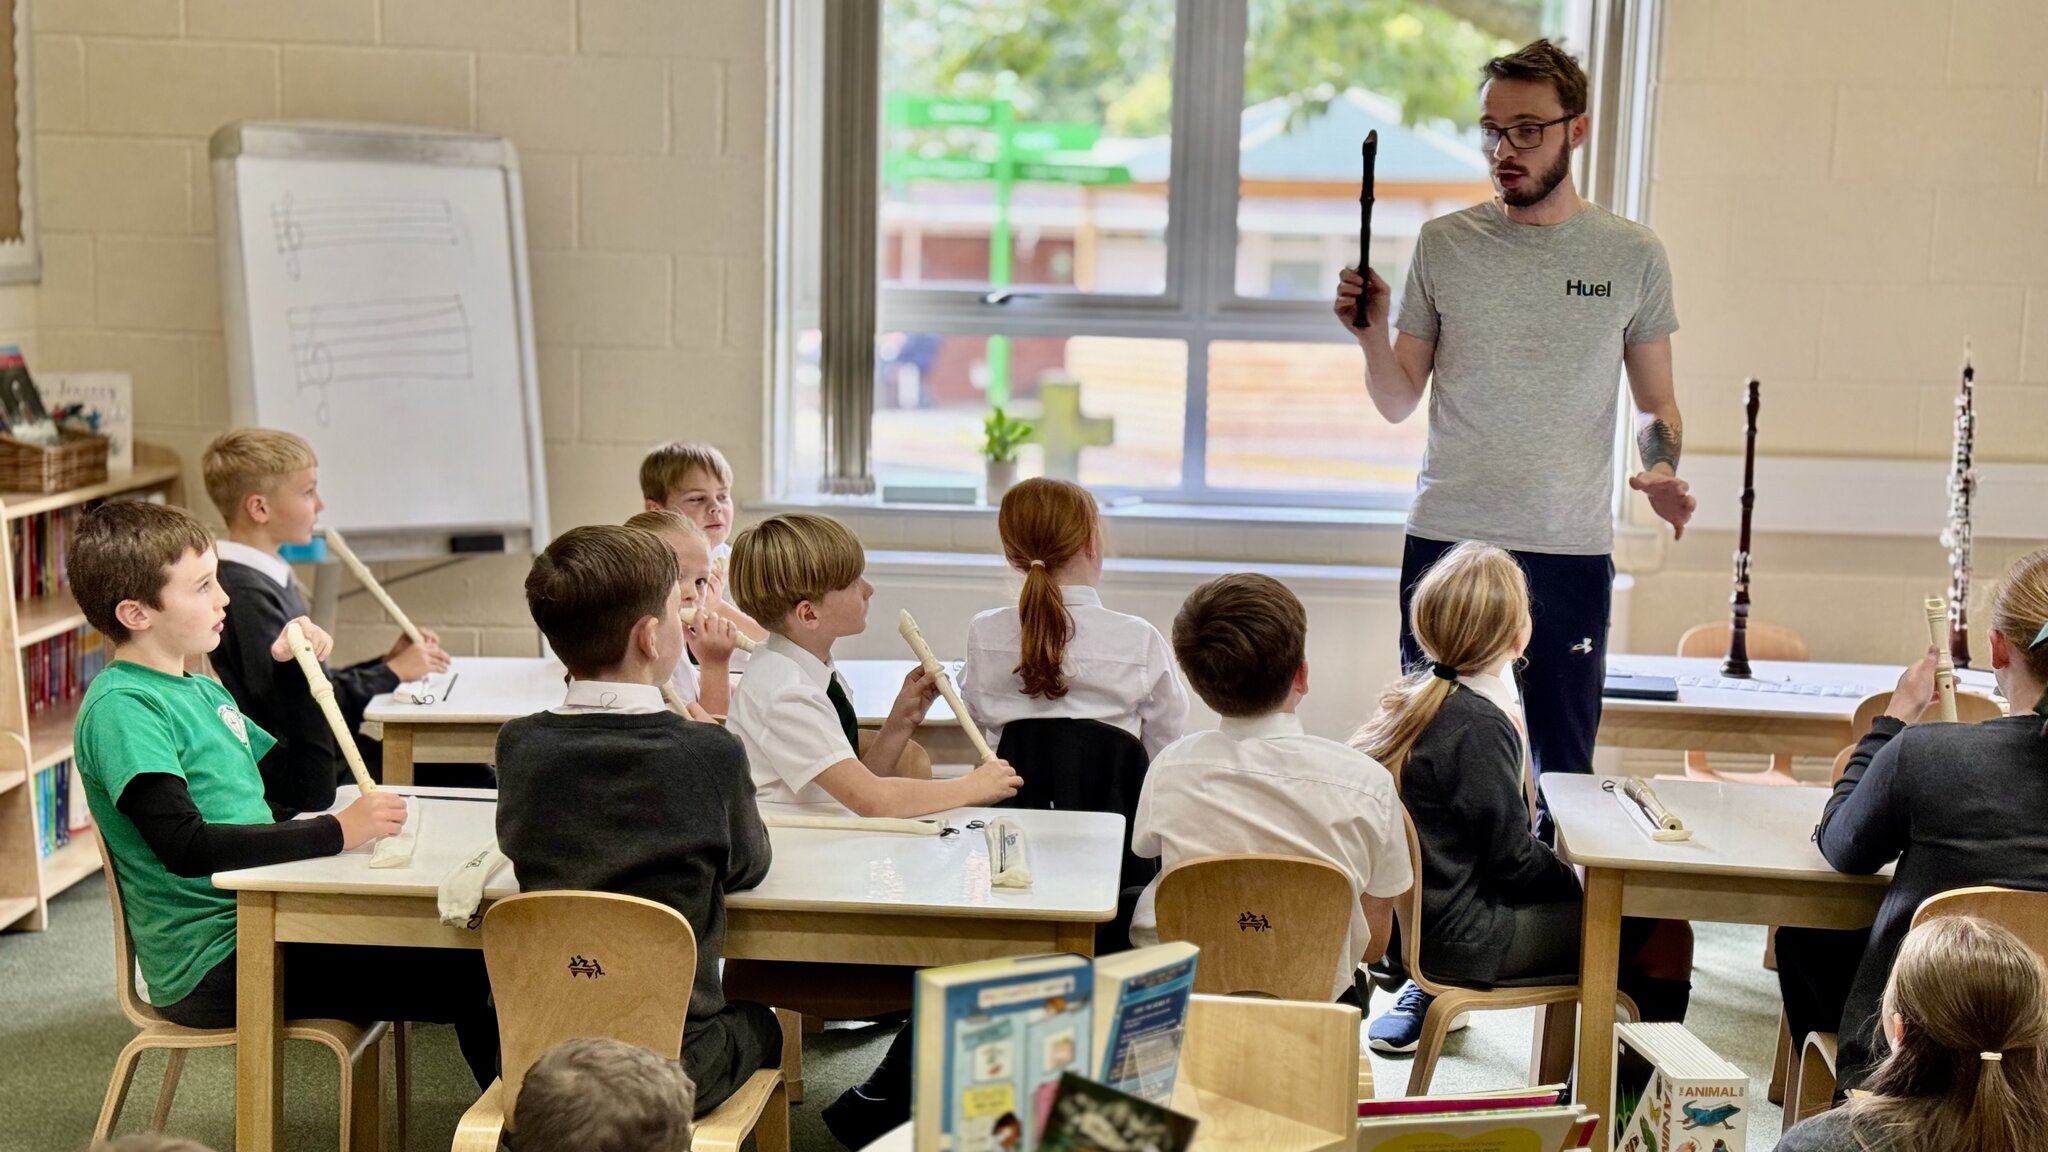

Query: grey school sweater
495,710,771,1037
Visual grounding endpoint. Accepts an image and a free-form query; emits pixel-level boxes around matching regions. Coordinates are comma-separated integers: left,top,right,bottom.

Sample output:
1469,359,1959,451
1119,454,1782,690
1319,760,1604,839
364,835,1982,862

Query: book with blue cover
913,952,1094,1152
1092,942,1198,1106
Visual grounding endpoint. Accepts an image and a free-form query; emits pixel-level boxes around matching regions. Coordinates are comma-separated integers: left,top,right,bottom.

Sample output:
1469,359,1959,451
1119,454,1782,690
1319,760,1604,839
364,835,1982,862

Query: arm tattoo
1637,417,1682,473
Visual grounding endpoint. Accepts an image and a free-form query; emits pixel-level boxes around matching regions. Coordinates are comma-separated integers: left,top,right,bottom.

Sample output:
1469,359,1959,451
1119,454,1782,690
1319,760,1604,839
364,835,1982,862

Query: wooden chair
1154,854,1355,1002
453,890,794,1152
94,863,395,1150
722,731,927,1083
1677,621,1810,784
1390,811,1636,1097
1787,886,2048,1126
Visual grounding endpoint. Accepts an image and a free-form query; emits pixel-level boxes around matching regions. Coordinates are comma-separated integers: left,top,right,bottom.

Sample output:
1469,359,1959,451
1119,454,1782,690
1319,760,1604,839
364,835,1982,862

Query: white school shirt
727,633,857,813
214,539,291,588
1128,713,1414,1002
958,585,1190,760
551,679,668,715
666,656,701,706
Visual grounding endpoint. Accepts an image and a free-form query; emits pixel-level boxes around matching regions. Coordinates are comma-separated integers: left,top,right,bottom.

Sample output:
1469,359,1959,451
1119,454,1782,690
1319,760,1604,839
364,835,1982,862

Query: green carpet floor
2,875,1793,1150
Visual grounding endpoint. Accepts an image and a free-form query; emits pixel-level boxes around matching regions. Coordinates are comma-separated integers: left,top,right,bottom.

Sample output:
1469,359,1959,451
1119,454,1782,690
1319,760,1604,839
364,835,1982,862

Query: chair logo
568,954,605,978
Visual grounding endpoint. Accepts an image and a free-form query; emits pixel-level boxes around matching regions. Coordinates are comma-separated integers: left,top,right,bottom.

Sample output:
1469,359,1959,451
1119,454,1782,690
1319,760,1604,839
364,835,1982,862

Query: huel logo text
1565,279,1612,297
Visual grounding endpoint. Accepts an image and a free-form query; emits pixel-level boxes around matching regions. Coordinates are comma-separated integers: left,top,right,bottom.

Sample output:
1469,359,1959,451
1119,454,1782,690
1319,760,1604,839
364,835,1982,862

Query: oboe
1723,379,1761,678
1941,345,1976,668
1354,131,1377,330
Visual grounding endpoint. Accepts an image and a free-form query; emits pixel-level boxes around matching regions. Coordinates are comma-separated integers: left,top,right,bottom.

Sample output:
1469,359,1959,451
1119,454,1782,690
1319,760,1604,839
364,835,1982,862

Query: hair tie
1028,559,1046,568
1983,1050,2005,1063
1429,661,1458,682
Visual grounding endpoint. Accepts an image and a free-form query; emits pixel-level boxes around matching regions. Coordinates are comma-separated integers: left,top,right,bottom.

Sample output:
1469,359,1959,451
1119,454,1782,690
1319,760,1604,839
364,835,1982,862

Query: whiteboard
211,122,549,559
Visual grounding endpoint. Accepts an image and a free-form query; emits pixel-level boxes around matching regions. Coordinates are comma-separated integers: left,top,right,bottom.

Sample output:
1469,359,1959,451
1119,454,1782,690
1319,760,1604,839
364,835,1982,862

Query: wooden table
1540,774,1890,1151
1597,654,2000,756
214,791,1121,1152
364,656,970,784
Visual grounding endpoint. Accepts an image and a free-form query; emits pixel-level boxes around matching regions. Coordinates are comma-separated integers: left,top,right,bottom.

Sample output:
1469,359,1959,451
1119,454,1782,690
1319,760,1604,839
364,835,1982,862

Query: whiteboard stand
211,121,550,562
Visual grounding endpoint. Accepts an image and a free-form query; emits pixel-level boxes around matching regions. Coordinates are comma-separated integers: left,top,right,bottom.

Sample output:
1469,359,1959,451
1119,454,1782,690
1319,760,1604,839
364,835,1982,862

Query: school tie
826,673,861,754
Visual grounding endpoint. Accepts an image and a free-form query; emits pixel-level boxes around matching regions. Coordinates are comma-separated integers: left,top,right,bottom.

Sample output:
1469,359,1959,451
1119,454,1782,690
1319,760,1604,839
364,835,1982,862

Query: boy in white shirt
1130,572,1414,1005
724,512,1022,817
959,477,1188,758
624,509,741,716
639,440,767,648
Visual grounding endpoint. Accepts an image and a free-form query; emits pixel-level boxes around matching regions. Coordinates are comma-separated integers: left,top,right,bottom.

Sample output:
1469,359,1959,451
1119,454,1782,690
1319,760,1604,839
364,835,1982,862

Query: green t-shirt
76,660,278,1005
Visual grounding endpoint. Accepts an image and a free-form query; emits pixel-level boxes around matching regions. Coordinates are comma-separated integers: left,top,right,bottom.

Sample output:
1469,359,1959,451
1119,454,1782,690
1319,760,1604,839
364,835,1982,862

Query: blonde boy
725,513,1022,816
624,509,740,715
201,429,450,813
639,441,766,643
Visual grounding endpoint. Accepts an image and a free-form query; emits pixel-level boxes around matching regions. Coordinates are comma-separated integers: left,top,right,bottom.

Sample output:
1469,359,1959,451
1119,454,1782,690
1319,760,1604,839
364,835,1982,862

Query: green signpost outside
884,92,1132,406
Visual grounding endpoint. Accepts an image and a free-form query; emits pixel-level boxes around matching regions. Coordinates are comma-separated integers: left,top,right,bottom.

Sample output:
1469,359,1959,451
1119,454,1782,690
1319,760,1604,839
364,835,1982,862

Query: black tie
825,673,860,753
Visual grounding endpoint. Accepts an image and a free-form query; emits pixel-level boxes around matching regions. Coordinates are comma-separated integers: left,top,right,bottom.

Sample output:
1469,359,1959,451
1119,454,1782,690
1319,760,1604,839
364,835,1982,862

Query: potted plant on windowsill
981,407,1033,504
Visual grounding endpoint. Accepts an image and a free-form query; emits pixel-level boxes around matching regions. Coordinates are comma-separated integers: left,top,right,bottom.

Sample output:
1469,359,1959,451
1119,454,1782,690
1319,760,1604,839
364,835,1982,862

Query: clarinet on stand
1941,344,1976,668
1723,379,1761,678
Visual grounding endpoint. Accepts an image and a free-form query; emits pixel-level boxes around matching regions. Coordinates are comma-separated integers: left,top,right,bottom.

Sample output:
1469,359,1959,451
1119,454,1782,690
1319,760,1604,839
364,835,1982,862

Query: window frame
776,0,1664,511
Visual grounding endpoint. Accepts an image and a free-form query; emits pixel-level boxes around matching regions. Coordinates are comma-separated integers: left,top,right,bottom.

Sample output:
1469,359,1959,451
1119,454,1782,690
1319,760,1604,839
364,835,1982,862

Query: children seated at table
958,477,1187,757
1353,541,1692,1053
624,509,742,717
200,427,452,813
640,440,766,645
1128,572,1413,1005
512,1037,697,1152
724,512,1021,816
1776,915,2048,1152
1776,546,2048,1096
497,524,778,1114
67,502,496,1087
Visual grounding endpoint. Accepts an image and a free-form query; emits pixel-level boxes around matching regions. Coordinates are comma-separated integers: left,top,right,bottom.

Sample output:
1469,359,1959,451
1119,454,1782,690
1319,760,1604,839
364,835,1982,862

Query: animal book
1090,942,1198,1106
1611,1022,1748,1152
1037,1072,1198,1152
912,953,1094,1152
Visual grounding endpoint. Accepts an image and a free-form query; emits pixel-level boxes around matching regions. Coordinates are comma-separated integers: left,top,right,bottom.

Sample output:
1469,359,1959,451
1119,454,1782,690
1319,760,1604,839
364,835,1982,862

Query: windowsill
750,495,1412,529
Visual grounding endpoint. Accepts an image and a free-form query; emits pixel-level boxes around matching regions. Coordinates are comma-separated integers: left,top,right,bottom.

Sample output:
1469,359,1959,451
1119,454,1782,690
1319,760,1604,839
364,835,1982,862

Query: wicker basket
0,429,109,493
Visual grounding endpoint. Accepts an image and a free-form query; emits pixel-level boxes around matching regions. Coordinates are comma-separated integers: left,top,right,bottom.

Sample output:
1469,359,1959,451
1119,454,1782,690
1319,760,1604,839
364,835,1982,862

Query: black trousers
157,943,499,1089
1775,925,1874,1094
1400,534,1613,842
684,1001,784,1116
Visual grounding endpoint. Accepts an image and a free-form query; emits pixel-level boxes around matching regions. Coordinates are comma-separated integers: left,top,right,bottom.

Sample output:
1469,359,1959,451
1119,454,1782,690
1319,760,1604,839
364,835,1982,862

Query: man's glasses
1480,114,1578,152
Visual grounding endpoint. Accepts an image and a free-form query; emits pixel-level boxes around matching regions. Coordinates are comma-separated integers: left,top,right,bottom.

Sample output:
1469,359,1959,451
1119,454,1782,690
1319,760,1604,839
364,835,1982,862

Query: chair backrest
1179,994,1360,1142
1154,854,1353,1001
996,718,1153,889
1851,690,2004,742
481,890,697,1126
1911,887,2048,961
857,729,931,780
100,860,167,1030
1678,621,1810,663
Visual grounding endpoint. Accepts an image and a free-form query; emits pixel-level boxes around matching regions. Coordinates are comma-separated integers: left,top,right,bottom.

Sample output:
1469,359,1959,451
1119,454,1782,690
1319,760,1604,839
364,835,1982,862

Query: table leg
236,891,284,1152
1576,868,1623,1152
383,724,414,786
1055,920,1096,958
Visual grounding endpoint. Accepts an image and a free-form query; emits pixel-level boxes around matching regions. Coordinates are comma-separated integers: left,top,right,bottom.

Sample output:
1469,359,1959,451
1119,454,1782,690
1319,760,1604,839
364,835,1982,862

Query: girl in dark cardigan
1777,546,2048,1096
1353,541,1693,1051
1777,915,2048,1152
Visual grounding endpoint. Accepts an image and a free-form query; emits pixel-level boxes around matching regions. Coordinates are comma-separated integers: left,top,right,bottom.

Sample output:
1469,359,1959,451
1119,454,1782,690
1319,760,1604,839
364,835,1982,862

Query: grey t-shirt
1396,199,1678,555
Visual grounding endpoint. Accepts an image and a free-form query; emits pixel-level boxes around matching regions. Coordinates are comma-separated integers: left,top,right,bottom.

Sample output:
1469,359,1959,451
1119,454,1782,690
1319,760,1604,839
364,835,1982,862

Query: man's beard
1497,146,1572,208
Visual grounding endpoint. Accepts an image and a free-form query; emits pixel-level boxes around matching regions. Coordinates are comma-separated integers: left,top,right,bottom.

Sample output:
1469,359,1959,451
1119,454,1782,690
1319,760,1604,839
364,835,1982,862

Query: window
778,0,1645,508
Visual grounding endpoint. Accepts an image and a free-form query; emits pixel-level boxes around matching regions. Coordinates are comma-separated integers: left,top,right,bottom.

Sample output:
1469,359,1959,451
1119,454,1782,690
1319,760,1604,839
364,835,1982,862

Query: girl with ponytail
1777,915,2048,1152
1355,541,1694,1053
958,478,1188,758
1779,545,2048,1096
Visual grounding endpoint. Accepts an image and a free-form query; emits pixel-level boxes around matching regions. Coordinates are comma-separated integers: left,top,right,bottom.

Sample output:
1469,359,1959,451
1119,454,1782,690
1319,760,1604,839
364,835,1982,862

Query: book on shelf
25,626,106,715
910,944,1203,1152
1037,1071,1198,1152
1091,941,1198,1106
1355,1093,1594,1152
34,760,73,858
1612,1022,1748,1152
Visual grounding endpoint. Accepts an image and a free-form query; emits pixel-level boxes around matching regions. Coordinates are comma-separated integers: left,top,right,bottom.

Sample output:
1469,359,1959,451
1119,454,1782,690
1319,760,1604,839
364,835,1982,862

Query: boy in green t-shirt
69,502,496,1087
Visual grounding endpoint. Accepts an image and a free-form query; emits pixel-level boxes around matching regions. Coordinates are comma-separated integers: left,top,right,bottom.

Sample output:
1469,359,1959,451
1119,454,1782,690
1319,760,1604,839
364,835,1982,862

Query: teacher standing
1334,40,1694,839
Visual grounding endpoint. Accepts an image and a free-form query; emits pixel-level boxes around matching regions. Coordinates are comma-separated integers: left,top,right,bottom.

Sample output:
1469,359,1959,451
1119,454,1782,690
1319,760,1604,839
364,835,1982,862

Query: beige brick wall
1631,0,2048,672
7,0,772,663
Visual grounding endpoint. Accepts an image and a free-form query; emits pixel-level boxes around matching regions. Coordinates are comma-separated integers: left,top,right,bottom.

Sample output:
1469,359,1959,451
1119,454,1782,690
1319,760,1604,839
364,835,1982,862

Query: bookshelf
0,443,183,932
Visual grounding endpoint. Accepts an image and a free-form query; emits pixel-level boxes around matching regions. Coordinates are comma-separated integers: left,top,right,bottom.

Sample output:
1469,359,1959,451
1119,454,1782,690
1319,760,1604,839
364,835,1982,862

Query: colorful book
1612,1022,1747,1152
1091,941,1198,1106
1359,1085,1569,1119
1355,1103,1592,1152
1037,1071,1198,1152
913,952,1094,1152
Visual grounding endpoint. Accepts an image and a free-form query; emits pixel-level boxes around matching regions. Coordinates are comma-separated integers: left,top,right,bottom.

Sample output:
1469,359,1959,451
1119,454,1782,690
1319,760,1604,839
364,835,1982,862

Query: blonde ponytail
1351,542,1529,778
